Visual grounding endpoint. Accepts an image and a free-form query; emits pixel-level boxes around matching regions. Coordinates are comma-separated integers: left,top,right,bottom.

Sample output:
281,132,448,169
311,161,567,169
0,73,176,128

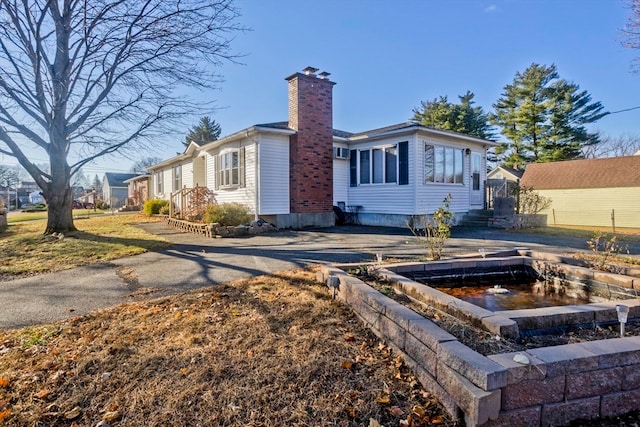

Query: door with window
470,152,483,207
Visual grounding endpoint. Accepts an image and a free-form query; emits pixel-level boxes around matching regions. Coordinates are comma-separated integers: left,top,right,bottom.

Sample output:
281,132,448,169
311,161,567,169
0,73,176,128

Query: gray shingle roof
104,173,137,188
256,121,353,138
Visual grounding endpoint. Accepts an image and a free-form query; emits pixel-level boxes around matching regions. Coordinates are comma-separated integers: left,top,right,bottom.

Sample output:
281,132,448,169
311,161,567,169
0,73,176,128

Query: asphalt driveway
1,223,637,330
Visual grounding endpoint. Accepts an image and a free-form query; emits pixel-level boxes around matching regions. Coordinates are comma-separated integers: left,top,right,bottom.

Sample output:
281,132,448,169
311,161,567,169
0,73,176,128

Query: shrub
407,194,454,261
159,204,170,215
512,185,551,214
586,232,629,273
204,203,251,226
97,201,110,210
143,199,169,216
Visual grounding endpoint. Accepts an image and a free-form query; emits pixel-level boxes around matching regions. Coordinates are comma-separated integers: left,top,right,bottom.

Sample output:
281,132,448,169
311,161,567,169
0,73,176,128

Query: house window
350,142,408,187
155,171,164,194
216,148,245,189
356,145,402,185
173,165,181,191
471,152,481,191
424,144,463,184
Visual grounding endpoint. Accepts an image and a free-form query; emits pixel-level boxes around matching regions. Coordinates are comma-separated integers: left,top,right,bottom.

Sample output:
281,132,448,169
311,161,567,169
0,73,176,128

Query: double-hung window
424,144,463,184
155,171,164,194
173,166,181,191
215,148,245,189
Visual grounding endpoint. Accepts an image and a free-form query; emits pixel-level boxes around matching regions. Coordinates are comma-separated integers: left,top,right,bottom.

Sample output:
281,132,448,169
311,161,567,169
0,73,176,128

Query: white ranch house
148,67,497,228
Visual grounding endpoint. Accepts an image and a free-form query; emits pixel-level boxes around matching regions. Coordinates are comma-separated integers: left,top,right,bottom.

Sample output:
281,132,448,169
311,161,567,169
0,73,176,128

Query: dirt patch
0,268,455,427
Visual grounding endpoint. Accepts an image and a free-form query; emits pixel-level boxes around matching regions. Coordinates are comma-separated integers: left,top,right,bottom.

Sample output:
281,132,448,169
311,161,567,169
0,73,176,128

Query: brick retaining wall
317,265,640,426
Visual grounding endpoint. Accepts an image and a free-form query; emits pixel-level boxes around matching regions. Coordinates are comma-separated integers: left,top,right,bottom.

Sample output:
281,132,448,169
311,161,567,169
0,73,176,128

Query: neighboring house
103,173,137,209
521,156,640,228
486,165,524,208
148,67,497,228
123,174,151,208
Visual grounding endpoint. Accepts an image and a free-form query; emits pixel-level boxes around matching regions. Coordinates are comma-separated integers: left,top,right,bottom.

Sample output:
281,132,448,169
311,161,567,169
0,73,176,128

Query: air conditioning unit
333,147,350,159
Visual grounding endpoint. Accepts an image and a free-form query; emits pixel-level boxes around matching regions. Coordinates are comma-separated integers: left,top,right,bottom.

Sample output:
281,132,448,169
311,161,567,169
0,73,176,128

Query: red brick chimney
286,67,335,226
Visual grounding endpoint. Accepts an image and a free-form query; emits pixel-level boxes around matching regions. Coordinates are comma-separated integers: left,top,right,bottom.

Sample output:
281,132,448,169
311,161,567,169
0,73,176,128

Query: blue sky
3,0,639,176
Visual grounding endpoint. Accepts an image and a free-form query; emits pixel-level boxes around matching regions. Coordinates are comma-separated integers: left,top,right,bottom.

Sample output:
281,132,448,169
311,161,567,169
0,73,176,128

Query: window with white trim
424,144,463,184
155,171,164,194
356,145,399,185
173,165,181,191
215,148,245,189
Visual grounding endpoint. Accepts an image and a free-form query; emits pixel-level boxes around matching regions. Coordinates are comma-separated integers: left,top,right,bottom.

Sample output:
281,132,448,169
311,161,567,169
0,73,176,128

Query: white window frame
357,144,398,185
155,171,164,194
424,143,464,185
216,148,244,189
173,165,181,192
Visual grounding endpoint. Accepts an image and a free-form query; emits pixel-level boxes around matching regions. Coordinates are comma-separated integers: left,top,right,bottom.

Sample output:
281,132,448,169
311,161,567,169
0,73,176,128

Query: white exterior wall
258,134,290,214
333,144,349,205
538,187,640,228
415,136,475,215
181,162,193,191
346,132,488,226
346,135,416,226
206,140,257,213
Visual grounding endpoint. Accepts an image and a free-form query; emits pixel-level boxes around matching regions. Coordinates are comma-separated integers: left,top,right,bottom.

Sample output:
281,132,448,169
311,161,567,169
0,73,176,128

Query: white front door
470,152,483,207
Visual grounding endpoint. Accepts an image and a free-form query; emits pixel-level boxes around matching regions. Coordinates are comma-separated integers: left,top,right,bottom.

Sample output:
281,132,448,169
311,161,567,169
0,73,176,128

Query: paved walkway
1,223,637,330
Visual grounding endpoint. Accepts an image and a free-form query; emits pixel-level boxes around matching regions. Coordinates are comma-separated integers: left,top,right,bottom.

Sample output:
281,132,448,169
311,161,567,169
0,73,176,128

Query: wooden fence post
611,209,616,234
552,208,556,226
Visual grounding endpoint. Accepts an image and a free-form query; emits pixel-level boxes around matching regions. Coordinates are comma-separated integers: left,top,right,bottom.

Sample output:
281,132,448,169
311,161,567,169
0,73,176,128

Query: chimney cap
318,71,331,79
302,66,319,76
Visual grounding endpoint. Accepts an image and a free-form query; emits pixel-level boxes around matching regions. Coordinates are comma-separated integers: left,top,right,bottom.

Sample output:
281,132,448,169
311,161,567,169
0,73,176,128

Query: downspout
254,136,260,221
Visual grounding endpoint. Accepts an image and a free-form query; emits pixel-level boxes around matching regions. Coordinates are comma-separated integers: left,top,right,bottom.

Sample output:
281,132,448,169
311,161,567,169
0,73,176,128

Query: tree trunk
44,186,76,234
43,147,76,235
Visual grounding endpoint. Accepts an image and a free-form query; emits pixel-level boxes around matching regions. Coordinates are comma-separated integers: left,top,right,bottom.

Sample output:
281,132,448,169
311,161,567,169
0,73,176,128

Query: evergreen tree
412,91,494,140
491,63,608,167
185,116,222,146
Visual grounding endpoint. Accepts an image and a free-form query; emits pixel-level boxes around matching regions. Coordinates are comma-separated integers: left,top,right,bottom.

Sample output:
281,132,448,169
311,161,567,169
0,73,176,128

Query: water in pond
433,277,591,311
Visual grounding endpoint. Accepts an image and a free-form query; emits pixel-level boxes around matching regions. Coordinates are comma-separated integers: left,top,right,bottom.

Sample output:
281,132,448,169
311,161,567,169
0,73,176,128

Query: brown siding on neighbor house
286,71,335,214
521,156,640,190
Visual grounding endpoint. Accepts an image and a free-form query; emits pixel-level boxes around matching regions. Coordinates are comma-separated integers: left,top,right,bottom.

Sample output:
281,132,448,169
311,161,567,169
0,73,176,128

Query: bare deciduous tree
0,0,242,233
623,0,640,72
582,133,640,158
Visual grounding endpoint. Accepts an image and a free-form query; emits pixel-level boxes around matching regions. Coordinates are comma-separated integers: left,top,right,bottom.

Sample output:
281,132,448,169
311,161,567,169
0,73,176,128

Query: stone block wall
317,265,640,427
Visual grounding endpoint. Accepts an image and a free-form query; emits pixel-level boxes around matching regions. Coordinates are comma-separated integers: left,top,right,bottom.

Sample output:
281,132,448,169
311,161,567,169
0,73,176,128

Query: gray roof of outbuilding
104,173,137,188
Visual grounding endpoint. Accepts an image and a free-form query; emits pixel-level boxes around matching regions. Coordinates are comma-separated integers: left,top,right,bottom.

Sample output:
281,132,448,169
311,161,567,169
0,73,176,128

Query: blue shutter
349,149,357,187
398,141,409,185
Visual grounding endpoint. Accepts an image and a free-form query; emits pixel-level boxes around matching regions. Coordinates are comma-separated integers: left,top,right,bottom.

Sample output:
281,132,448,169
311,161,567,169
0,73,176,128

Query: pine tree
491,63,608,167
412,91,494,140
185,116,222,146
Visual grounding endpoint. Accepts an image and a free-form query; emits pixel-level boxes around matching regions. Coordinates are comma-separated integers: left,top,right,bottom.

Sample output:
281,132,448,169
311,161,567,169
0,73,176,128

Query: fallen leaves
0,378,9,388
0,409,11,421
35,389,51,399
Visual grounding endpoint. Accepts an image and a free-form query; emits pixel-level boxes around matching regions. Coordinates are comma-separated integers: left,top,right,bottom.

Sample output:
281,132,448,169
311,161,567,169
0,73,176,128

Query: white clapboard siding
347,135,416,214
213,143,257,212
333,155,349,205
181,162,193,190
258,134,290,214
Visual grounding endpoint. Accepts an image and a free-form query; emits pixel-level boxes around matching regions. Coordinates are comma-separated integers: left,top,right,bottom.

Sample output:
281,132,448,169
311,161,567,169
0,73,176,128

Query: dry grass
0,269,456,427
0,214,168,281
510,225,640,241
